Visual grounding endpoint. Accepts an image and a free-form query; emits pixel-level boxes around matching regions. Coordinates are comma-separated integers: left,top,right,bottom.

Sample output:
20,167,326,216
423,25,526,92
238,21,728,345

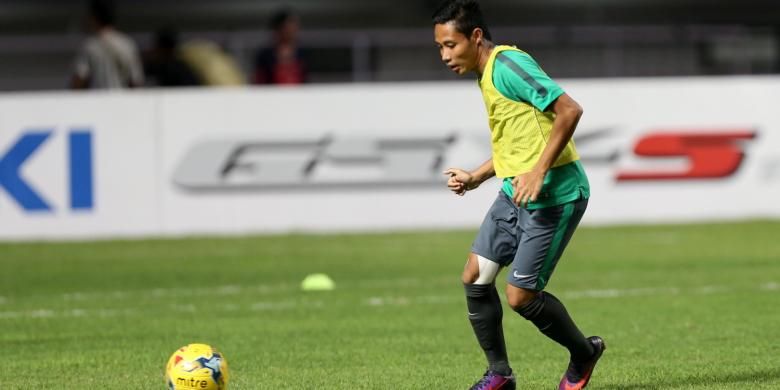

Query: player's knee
505,286,538,311
461,253,480,284
461,271,479,284
462,253,501,285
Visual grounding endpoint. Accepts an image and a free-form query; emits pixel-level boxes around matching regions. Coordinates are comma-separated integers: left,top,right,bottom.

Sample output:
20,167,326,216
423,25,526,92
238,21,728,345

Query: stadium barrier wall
1,77,778,240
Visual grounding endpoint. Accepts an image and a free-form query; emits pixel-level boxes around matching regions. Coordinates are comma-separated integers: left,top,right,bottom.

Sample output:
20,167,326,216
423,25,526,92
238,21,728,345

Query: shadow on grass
600,367,780,389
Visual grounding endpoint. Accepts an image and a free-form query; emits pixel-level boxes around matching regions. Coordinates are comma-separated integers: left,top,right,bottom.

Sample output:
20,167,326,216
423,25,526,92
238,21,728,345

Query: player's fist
443,168,478,196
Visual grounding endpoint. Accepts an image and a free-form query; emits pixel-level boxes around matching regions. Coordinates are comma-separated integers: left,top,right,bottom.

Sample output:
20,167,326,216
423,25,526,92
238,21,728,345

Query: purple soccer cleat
558,336,606,390
469,370,516,390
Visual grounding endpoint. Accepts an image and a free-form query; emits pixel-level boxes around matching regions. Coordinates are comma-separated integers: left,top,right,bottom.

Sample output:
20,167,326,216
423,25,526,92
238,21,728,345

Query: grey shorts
471,191,588,291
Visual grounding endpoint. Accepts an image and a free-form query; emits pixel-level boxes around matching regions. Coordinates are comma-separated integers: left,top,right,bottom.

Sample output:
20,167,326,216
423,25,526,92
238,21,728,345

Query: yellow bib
479,45,579,178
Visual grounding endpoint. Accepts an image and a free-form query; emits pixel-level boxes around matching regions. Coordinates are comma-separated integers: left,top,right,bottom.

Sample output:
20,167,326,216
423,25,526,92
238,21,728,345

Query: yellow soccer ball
166,343,229,390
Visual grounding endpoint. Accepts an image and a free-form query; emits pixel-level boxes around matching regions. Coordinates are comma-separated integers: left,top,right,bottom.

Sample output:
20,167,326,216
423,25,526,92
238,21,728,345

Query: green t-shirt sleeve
492,50,564,111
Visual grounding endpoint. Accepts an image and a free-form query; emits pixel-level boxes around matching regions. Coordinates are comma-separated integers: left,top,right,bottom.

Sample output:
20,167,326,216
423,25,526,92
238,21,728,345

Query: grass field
2,221,779,389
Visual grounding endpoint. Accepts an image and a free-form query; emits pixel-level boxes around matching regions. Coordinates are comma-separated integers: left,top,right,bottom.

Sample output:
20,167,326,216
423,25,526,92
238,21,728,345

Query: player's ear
471,28,484,45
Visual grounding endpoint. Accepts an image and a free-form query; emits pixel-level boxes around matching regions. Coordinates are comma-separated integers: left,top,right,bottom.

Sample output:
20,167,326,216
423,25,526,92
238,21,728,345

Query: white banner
0,92,160,239
1,78,778,240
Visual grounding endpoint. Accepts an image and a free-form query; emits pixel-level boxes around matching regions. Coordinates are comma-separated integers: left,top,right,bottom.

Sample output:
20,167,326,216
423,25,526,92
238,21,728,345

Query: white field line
56,277,455,304
561,286,680,299
761,282,780,291
364,283,778,307
1,281,777,320
60,283,297,302
0,308,136,320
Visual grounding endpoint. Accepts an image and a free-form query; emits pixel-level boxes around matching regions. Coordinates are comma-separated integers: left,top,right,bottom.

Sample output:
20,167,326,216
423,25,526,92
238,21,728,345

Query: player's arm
443,158,495,196
513,93,583,206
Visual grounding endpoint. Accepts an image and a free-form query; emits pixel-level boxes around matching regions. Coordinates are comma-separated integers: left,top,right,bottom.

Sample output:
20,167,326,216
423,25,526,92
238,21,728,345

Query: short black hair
432,0,492,41
89,0,116,26
269,8,295,31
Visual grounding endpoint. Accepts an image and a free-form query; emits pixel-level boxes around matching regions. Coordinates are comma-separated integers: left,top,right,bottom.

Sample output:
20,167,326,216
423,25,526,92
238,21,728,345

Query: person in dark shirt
254,8,307,85
145,27,201,87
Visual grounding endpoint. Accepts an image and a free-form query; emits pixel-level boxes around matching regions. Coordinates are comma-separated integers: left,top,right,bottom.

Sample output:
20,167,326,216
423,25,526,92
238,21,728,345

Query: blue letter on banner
69,130,94,210
0,131,53,211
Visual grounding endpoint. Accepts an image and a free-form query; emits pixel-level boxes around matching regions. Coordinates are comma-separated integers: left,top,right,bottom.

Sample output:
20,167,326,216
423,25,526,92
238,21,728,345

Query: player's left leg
507,287,604,389
503,198,605,389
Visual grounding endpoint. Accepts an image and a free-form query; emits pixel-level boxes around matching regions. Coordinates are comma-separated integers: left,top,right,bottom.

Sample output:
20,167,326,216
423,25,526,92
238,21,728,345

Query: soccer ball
166,343,229,390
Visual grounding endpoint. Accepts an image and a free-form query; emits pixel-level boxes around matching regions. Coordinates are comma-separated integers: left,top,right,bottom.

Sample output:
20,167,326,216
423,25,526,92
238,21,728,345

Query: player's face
434,22,480,75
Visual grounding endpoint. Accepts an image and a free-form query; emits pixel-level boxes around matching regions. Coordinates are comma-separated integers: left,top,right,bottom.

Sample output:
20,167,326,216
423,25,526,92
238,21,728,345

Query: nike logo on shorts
513,270,533,279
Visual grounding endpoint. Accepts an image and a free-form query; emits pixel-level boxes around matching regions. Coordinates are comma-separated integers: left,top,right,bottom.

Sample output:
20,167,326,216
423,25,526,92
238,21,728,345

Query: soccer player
432,1,605,389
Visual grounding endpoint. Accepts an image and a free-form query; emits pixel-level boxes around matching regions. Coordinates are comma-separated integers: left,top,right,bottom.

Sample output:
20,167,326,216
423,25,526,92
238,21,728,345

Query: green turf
2,221,779,389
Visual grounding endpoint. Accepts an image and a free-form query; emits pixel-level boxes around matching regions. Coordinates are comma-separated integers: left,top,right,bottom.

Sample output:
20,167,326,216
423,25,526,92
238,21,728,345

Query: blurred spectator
178,40,246,86
253,8,307,85
70,0,144,89
144,27,202,87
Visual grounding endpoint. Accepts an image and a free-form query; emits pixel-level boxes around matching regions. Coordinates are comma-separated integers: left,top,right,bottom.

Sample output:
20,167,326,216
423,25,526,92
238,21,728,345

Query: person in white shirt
71,0,144,89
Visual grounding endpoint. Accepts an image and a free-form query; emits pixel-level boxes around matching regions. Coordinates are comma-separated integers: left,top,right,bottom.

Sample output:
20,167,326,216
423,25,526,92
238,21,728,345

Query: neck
476,40,495,76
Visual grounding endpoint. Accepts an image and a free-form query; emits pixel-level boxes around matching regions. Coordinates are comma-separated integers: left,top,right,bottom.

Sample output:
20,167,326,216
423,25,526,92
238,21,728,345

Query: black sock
464,283,511,375
514,291,594,362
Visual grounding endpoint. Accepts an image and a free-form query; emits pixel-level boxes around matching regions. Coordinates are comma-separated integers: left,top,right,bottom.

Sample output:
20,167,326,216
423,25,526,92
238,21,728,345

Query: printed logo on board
0,129,94,212
172,134,456,190
172,129,757,192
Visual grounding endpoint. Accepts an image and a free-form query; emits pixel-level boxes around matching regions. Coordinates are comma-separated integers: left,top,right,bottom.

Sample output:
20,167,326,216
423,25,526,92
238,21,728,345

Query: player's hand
512,169,545,207
443,168,479,196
